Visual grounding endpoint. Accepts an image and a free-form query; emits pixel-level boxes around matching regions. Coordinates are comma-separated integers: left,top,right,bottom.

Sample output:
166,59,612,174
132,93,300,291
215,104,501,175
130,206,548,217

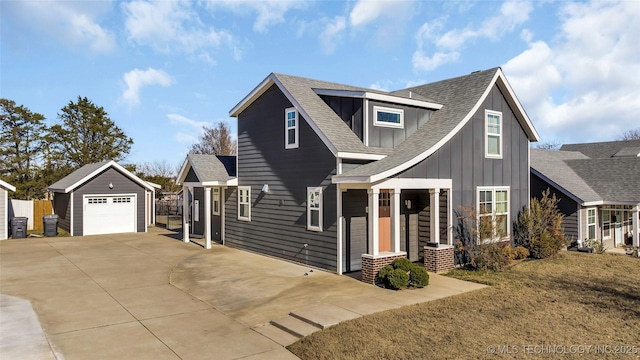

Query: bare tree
190,122,237,155
535,141,562,150
619,128,640,140
135,160,181,197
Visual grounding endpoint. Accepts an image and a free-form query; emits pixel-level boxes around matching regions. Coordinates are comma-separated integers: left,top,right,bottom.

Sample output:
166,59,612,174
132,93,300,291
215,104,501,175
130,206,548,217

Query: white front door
84,195,136,236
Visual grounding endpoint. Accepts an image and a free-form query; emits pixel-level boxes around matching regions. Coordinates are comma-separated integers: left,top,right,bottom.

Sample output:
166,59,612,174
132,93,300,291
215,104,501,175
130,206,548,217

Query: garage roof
48,160,156,193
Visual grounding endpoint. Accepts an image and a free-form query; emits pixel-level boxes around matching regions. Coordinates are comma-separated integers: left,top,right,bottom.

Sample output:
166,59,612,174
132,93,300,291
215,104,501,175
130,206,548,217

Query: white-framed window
307,187,323,231
212,188,220,215
285,107,299,149
485,110,502,158
194,200,200,222
587,208,596,240
88,198,107,204
477,187,509,242
602,210,610,239
373,106,404,129
238,186,251,221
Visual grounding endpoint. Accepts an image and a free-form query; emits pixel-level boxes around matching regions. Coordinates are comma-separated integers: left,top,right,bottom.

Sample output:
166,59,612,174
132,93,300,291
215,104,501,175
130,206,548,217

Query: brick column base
361,252,407,284
423,245,455,273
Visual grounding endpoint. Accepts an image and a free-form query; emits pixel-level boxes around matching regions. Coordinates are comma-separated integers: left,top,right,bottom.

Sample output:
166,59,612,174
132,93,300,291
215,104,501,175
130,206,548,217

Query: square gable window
373,106,404,129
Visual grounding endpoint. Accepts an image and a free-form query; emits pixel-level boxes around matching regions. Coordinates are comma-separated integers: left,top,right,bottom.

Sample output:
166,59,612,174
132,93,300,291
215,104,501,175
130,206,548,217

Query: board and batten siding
397,84,531,228
226,84,339,271
320,95,364,141
71,167,146,236
0,188,6,239
530,173,579,241
367,100,432,149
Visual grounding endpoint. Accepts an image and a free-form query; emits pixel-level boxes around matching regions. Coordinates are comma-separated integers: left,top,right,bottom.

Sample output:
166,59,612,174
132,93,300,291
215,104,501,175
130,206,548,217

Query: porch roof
176,154,237,186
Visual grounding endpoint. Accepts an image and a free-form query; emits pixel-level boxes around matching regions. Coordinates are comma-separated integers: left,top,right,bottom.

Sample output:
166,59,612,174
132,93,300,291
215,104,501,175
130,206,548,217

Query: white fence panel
9,199,34,230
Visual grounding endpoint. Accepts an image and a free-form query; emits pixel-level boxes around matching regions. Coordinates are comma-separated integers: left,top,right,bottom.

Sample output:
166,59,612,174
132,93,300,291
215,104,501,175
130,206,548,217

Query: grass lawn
288,252,640,359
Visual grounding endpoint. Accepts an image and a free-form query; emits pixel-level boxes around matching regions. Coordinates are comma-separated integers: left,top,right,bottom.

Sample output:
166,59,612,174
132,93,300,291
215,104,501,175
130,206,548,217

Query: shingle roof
613,146,640,157
530,149,599,203
187,154,236,182
335,68,499,179
531,148,640,204
48,161,110,192
560,139,640,158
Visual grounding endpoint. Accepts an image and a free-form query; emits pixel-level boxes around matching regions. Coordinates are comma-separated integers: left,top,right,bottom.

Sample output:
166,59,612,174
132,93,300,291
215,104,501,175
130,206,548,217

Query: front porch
337,179,456,284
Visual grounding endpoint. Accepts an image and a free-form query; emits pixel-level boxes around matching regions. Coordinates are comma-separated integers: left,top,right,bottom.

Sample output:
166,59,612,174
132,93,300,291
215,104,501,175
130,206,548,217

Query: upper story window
238,186,251,221
373,106,404,129
307,187,323,231
485,110,503,158
477,187,509,242
285,107,299,149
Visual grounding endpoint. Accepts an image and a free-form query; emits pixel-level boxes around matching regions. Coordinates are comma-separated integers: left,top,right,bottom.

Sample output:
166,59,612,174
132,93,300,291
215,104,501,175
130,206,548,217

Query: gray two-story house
178,67,539,283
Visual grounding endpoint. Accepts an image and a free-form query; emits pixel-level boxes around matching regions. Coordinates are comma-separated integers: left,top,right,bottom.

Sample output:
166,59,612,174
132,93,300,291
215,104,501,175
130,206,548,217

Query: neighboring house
176,154,237,248
1,180,16,240
531,140,640,251
48,160,158,236
179,67,539,282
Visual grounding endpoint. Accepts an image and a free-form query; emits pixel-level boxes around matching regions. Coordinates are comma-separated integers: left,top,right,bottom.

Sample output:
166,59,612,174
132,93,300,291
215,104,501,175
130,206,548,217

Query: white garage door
84,195,136,236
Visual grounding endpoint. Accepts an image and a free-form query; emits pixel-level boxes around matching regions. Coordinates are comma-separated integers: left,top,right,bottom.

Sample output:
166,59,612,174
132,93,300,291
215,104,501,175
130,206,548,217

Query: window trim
476,186,510,243
238,186,251,221
373,105,404,129
307,187,323,232
285,107,299,149
485,109,503,159
587,208,597,240
212,188,220,216
602,209,610,239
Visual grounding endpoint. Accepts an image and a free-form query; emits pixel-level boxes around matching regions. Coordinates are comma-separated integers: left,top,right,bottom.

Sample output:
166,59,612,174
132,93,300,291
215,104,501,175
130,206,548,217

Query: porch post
368,188,380,256
633,205,639,256
189,186,194,232
430,188,440,244
221,187,226,245
204,187,212,249
390,188,401,252
337,184,343,275
182,185,189,243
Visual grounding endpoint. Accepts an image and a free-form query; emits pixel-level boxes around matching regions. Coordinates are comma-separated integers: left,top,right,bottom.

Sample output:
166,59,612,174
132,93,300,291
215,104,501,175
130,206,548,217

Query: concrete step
252,324,301,347
270,315,321,338
289,304,361,329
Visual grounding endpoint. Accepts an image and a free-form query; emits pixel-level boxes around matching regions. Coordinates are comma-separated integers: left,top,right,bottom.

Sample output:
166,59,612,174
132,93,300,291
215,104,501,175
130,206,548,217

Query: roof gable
48,160,155,193
176,154,237,186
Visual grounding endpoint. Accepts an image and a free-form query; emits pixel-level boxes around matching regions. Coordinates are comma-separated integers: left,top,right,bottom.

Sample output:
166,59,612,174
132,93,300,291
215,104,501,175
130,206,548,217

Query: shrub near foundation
409,265,429,288
377,259,430,289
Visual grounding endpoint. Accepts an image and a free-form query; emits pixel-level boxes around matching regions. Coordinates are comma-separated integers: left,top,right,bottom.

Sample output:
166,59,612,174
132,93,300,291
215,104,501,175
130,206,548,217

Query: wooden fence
34,200,53,231
9,199,53,231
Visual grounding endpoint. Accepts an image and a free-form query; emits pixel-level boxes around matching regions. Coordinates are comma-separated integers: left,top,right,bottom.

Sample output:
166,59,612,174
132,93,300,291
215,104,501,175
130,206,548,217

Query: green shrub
377,265,394,283
409,264,429,288
514,246,530,260
585,239,606,254
386,268,410,289
391,258,413,272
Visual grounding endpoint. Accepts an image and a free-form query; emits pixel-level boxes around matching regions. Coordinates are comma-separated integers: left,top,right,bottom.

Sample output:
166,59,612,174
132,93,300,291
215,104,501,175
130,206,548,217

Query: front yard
288,252,640,359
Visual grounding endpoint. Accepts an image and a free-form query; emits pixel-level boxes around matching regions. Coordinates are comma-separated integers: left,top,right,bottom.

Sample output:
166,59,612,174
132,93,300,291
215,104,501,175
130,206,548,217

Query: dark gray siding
367,100,432,148
531,173,579,241
72,167,146,236
53,192,71,233
341,159,372,173
320,95,364,141
398,84,531,229
341,189,368,272
226,84,339,271
185,168,199,182
192,187,205,235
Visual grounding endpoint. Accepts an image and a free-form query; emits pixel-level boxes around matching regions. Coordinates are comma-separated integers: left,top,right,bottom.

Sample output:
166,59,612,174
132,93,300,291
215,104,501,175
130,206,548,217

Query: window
602,210,610,239
212,188,220,215
285,108,298,149
477,187,509,242
88,198,107,204
113,197,131,203
307,187,323,231
238,187,251,221
373,106,404,128
587,208,596,240
485,110,502,158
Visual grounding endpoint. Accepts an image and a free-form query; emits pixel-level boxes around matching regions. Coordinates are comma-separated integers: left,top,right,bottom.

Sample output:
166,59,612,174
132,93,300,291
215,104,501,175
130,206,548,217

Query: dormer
315,89,442,149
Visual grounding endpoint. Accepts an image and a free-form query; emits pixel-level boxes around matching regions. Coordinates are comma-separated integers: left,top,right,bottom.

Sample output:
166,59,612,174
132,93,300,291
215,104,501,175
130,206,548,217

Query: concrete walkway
1,228,486,359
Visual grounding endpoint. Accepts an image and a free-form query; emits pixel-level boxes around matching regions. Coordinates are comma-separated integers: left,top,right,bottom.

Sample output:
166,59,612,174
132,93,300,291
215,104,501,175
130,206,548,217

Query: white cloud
175,132,198,144
349,0,398,27
122,68,174,105
208,0,307,32
4,1,115,53
413,0,533,71
348,0,415,47
503,0,640,143
122,0,237,60
167,114,211,130
319,16,346,54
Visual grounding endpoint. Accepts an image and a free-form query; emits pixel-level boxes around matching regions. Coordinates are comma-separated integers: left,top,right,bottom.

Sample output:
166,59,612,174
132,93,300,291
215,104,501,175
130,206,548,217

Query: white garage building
48,160,158,236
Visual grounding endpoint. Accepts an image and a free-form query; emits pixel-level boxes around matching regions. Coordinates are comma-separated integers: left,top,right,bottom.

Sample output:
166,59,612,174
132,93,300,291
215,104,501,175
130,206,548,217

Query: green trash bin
43,214,58,237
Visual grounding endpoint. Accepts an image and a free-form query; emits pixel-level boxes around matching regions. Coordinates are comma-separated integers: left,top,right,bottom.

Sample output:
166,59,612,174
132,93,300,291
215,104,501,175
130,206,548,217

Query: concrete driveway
1,228,486,359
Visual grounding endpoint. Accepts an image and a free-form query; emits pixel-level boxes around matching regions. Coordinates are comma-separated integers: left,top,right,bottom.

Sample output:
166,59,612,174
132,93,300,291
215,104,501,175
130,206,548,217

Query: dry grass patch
288,252,640,359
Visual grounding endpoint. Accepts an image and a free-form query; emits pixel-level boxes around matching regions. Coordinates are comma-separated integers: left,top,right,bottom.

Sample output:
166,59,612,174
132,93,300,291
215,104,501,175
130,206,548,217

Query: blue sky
2,0,639,170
